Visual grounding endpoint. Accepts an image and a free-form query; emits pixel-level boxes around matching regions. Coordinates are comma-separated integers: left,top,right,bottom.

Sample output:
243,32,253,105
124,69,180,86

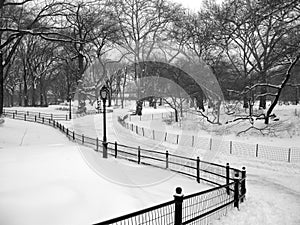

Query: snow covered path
0,119,207,225
59,111,300,225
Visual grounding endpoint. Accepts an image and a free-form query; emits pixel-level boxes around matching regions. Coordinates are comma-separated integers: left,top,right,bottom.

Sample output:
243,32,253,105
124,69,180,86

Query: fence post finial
174,187,183,225
234,173,240,209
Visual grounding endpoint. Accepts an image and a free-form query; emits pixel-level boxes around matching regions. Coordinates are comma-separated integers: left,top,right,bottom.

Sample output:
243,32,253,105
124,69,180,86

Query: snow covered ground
58,107,300,225
0,119,208,225
1,105,300,225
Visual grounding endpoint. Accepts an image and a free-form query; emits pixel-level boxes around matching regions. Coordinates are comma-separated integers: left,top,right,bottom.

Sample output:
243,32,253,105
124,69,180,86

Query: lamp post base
103,142,108,158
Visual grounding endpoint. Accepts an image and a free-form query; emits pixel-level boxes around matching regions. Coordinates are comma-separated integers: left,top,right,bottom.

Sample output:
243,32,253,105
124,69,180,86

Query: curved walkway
0,119,205,225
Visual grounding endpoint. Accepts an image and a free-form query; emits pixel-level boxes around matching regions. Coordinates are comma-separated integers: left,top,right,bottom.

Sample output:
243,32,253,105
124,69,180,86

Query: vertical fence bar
165,132,168,141
66,115,68,120
166,151,169,169
230,141,233,154
15,110,17,115
288,148,291,163
226,163,230,195
13,113,15,119
241,167,246,203
35,115,37,122
115,141,118,158
196,157,200,183
96,138,99,151
234,173,240,209
174,187,183,225
209,138,212,150
176,134,179,144
136,125,138,134
137,146,141,164
39,112,41,118
82,134,84,144
24,114,26,121
42,117,44,124
66,128,69,137
73,131,75,140
142,127,144,136
256,144,259,157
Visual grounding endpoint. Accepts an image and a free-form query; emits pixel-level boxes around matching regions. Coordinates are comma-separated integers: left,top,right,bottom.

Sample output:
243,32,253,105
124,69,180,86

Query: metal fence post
39,112,41,118
288,148,291,163
136,125,138,134
234,173,240,209
176,134,179,144
42,117,44,124
66,128,69,137
256,144,259,157
13,112,15,119
196,157,200,183
209,138,212,150
34,115,36,122
226,163,230,195
230,141,233,154
73,131,75,140
142,127,144,136
138,146,141,164
241,167,246,203
115,141,118,158
165,132,168,141
24,114,26,121
166,151,169,169
82,134,84,144
174,187,183,225
192,135,194,147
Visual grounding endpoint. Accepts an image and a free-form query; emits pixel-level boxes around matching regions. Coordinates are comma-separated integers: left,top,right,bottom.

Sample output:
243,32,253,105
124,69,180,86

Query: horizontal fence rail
3,109,246,225
122,113,300,163
3,109,69,121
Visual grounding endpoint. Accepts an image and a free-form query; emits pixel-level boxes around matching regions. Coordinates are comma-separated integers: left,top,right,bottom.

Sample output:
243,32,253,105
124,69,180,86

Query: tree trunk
0,51,3,115
18,82,22,106
265,56,300,124
23,78,28,106
259,73,267,109
10,87,14,106
174,108,178,122
40,78,44,106
243,95,249,108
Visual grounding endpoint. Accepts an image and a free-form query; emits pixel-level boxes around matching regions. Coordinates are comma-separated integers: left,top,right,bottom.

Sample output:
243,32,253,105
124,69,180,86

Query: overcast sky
171,0,223,10
172,0,202,10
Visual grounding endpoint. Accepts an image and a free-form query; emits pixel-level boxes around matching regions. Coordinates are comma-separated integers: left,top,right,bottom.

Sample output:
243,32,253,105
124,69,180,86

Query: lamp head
100,85,109,100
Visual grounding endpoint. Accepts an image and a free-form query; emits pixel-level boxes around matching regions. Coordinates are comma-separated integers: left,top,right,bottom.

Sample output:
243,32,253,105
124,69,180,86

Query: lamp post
100,85,109,158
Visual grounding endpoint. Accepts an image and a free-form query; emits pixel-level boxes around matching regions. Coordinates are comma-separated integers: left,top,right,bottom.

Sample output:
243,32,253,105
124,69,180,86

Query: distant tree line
0,0,299,125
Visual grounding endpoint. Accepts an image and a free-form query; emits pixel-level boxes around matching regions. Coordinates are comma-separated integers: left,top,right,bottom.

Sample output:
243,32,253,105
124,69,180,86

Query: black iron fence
3,109,246,225
3,109,69,120
123,113,300,163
